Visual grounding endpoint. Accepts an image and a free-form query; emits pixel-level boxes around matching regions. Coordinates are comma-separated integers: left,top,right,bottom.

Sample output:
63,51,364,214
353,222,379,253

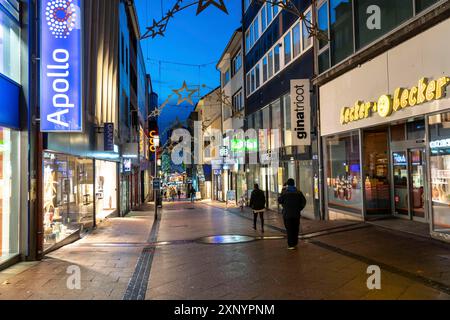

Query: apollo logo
46,0,77,39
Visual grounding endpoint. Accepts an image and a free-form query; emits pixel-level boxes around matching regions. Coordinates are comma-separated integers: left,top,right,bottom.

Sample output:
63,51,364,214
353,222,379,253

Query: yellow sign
149,130,157,153
340,77,450,125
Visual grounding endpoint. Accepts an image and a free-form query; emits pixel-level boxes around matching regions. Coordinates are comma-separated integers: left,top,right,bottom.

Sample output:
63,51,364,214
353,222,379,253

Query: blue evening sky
135,0,242,141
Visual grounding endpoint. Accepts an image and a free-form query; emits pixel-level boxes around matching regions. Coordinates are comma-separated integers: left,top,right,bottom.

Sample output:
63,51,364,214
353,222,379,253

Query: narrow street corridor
1,201,450,300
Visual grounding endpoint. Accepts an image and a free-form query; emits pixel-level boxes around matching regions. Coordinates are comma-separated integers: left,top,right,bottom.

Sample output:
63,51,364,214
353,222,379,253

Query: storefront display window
43,153,94,251
326,131,363,214
0,127,19,262
95,160,118,222
429,112,450,234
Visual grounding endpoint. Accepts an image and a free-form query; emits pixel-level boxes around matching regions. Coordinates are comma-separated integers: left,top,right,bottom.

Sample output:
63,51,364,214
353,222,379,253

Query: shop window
326,131,363,214
0,127,19,262
0,10,20,83
390,123,406,141
283,94,292,146
407,119,426,141
429,112,450,234
330,0,354,65
95,160,118,222
415,0,440,13
355,0,413,50
271,100,281,149
43,154,94,251
363,129,391,215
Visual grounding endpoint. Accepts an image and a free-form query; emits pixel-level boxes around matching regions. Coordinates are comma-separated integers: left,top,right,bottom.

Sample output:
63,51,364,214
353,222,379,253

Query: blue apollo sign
40,0,82,132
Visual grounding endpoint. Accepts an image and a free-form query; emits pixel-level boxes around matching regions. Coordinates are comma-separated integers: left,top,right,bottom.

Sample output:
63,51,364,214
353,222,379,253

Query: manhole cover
196,235,257,244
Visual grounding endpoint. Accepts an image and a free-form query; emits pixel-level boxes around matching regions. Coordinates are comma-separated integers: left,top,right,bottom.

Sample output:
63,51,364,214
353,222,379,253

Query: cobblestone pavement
1,200,450,300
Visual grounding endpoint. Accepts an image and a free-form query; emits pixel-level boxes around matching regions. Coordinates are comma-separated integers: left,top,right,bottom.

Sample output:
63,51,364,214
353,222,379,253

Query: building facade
217,28,246,205
35,0,152,256
242,0,320,219
315,0,450,241
0,0,27,269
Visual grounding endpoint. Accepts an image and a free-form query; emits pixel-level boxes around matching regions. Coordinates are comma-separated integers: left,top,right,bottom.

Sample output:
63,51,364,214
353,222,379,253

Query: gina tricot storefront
320,18,450,241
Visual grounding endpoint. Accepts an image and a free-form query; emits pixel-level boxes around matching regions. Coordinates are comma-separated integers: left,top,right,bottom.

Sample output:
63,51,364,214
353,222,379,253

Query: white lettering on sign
430,139,450,149
46,49,74,128
291,80,311,146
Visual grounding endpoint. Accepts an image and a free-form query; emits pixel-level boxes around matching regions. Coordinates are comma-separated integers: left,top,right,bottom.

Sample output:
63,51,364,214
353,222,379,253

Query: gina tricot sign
290,80,311,146
40,0,82,132
340,77,450,125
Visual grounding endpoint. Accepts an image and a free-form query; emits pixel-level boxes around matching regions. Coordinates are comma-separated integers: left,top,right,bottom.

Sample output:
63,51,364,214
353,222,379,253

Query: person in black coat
249,184,266,233
278,179,307,250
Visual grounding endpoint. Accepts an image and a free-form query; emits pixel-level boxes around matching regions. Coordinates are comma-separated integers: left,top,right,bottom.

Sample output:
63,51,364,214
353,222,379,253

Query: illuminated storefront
0,0,21,267
43,153,94,251
95,160,118,222
319,17,450,241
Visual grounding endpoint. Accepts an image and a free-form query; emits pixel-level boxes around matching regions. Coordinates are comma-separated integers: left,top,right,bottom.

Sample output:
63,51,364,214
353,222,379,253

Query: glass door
392,151,409,216
409,149,427,221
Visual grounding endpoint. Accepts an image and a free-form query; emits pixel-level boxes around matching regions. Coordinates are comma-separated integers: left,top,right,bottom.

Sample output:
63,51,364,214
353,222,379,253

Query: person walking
249,184,266,233
170,188,176,202
177,189,181,201
278,179,307,250
189,186,196,203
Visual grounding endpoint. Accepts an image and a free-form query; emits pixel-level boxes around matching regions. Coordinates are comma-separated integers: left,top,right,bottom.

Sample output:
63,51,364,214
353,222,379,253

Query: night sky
134,0,242,141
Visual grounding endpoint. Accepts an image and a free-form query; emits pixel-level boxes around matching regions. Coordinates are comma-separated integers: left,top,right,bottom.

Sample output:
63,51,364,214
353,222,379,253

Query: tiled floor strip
123,217,161,300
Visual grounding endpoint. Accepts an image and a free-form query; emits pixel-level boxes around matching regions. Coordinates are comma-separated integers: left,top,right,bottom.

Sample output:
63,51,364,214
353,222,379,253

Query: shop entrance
391,148,427,222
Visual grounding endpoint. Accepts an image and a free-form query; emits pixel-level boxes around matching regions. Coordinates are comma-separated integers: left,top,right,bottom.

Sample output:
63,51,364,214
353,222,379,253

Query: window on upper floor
244,0,252,12
355,0,413,50
262,56,268,82
245,9,313,98
232,90,244,113
232,51,242,76
245,1,283,54
223,68,230,85
317,0,442,74
292,23,301,58
302,10,313,50
0,3,20,83
284,32,292,65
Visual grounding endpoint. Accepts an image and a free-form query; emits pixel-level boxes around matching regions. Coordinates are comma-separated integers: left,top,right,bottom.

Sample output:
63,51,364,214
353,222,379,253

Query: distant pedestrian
170,188,176,202
249,184,266,233
278,179,306,250
177,189,181,201
189,186,196,203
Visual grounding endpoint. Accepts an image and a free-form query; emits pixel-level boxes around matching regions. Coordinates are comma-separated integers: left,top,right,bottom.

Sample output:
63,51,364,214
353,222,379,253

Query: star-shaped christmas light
172,81,199,106
196,0,228,15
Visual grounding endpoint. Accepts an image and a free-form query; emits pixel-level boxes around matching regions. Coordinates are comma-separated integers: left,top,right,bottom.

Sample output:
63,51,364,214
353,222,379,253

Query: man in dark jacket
278,179,307,250
249,184,266,233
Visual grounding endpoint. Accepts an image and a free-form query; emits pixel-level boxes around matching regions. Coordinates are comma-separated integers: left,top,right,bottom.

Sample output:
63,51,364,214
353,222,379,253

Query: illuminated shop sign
430,139,450,149
123,159,132,172
340,77,450,125
393,153,407,166
230,139,258,152
40,0,82,132
290,79,311,146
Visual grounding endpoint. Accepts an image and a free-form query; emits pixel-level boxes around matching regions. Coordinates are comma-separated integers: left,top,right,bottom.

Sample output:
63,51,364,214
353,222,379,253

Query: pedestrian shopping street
1,200,450,300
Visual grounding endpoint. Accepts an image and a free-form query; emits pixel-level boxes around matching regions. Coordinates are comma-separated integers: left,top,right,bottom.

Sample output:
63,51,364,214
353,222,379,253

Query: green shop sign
231,139,258,152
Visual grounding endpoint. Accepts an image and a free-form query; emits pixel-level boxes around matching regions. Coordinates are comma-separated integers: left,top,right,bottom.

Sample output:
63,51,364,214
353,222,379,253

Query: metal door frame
390,142,428,222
